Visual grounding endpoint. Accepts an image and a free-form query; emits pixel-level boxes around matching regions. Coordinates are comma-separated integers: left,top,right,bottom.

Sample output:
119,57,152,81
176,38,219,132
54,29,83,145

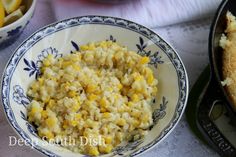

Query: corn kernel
143,114,150,122
140,56,150,64
31,82,38,91
134,75,142,81
100,41,107,49
114,94,119,101
100,107,107,113
72,54,81,61
117,83,123,90
107,87,113,92
38,78,44,85
127,102,134,107
116,118,126,126
45,131,54,139
132,120,140,127
75,114,82,120
30,107,39,115
70,120,78,127
45,117,56,127
88,94,98,101
99,145,113,154
62,61,71,68
104,136,112,144
99,97,107,107
131,94,139,102
86,84,97,93
72,103,80,111
88,43,96,50
102,112,111,118
68,90,77,97
80,45,89,51
48,99,55,108
47,54,53,59
130,110,141,118
72,64,81,71
87,146,99,156
41,110,48,118
63,121,68,129
153,87,158,93
43,59,51,67
147,74,154,85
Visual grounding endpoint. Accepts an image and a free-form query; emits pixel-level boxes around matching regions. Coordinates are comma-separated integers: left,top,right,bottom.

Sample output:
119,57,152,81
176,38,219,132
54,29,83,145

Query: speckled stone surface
0,1,220,157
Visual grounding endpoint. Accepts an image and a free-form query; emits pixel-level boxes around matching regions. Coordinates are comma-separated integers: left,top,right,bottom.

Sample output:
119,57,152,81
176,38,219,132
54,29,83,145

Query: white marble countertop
0,1,220,157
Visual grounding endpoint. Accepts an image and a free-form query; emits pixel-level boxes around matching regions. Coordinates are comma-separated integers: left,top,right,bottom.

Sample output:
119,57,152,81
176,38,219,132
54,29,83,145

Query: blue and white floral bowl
0,0,36,49
1,16,189,157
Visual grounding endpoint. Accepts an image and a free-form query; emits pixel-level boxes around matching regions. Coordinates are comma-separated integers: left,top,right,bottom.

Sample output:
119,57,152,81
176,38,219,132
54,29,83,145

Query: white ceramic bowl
0,0,37,48
1,16,189,157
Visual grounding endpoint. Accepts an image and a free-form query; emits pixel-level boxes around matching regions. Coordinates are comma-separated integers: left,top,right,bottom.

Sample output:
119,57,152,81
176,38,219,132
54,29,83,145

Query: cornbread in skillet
27,40,158,156
220,11,236,110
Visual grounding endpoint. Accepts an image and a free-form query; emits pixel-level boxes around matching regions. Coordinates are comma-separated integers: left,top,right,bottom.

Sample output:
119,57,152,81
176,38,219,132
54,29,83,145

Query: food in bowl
220,11,236,109
0,0,28,28
27,40,158,156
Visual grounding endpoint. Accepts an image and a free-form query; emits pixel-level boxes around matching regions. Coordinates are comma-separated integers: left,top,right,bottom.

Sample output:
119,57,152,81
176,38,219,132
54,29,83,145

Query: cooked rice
27,40,158,156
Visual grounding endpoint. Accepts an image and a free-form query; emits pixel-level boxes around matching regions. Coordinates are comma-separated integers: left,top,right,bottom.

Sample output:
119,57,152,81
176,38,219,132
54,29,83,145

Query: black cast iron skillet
196,0,236,157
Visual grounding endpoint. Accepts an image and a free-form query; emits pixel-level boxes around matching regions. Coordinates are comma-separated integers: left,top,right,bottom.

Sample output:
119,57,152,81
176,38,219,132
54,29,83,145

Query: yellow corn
70,120,78,127
38,78,44,85
68,90,77,97
48,99,55,108
47,54,53,60
88,43,96,50
80,45,89,51
127,102,134,107
99,145,113,154
72,54,81,61
132,120,140,127
100,41,108,49
75,114,82,120
62,61,71,68
43,59,51,67
134,75,142,81
140,56,150,64
104,136,112,144
31,82,38,91
130,110,141,118
45,131,54,139
131,94,139,102
117,83,123,90
116,118,126,126
87,146,99,156
72,64,81,71
63,120,68,129
102,112,111,118
143,114,150,122
72,103,80,111
153,87,158,94
30,106,39,115
86,84,97,93
88,94,98,101
41,110,48,118
45,117,56,127
100,97,107,107
147,74,154,85
100,107,107,113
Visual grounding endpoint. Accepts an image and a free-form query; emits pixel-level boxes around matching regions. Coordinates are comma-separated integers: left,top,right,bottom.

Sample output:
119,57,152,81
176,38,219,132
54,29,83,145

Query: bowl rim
0,0,37,32
1,15,189,157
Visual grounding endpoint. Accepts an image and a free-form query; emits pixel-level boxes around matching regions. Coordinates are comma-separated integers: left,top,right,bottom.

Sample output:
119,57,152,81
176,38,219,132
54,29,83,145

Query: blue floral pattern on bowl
23,47,62,79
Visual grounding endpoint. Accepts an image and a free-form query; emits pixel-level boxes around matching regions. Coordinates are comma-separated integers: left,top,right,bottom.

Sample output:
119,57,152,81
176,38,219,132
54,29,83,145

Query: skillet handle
196,76,236,157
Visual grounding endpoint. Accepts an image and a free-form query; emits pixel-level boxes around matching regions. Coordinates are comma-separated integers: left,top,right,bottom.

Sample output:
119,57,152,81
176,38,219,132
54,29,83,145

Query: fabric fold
51,0,222,28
